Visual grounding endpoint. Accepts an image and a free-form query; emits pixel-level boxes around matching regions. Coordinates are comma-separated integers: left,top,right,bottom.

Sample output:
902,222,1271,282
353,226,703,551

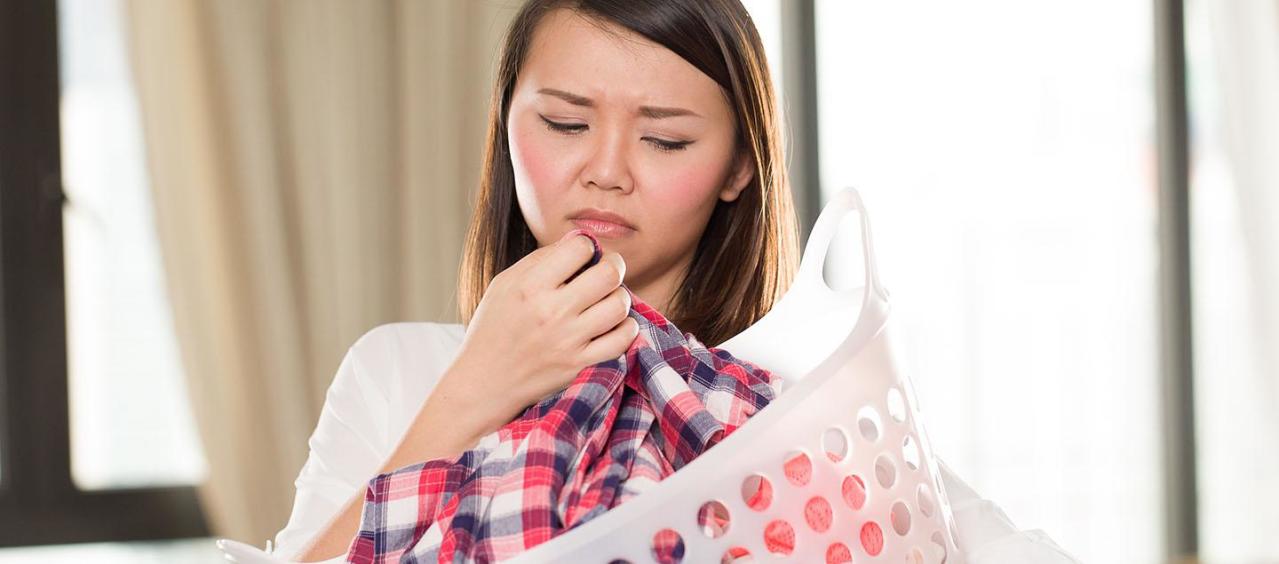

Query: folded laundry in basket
344,231,784,564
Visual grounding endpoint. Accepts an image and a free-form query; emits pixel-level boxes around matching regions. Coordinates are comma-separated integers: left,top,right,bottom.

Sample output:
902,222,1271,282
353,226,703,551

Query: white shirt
271,322,1080,563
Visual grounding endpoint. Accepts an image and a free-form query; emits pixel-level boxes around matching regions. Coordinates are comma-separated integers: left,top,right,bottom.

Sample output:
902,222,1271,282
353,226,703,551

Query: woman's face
507,9,753,310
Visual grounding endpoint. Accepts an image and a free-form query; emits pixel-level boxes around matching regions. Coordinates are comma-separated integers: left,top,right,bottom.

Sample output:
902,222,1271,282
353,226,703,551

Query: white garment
270,322,1080,563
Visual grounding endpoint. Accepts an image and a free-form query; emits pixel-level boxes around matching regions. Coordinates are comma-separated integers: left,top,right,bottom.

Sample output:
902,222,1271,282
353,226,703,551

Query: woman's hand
448,229,639,433
296,231,637,562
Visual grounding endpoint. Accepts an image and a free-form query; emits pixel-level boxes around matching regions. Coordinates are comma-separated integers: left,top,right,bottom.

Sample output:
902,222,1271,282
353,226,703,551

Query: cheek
512,123,558,189
630,161,727,267
645,163,725,220
510,120,574,243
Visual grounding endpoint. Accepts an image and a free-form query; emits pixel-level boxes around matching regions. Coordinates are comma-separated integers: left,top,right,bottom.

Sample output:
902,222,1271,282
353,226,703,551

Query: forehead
517,9,728,113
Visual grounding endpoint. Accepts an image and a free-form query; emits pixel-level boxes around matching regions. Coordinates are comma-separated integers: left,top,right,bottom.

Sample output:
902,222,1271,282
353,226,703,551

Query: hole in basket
908,546,926,564
763,519,796,556
650,529,685,564
860,520,884,556
890,501,913,536
784,451,813,487
917,484,936,518
875,455,897,489
821,427,850,463
857,406,882,442
698,500,731,538
886,387,908,423
741,473,773,511
841,474,868,510
826,542,852,564
902,434,921,471
931,531,949,562
607,560,631,564
805,496,833,533
720,547,751,564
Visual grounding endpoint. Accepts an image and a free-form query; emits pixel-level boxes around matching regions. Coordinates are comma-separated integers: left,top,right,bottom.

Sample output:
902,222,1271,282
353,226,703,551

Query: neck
625,252,693,317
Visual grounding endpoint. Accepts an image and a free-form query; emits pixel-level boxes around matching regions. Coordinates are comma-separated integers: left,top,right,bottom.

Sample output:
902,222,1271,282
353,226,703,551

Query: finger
573,286,632,338
527,231,599,289
560,251,626,314
578,316,640,365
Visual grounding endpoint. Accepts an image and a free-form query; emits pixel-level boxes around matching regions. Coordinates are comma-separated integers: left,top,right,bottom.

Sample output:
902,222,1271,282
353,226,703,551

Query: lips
568,208,637,239
570,218,635,238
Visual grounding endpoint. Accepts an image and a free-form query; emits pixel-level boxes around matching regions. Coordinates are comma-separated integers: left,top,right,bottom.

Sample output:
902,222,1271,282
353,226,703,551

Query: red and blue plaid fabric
343,232,781,563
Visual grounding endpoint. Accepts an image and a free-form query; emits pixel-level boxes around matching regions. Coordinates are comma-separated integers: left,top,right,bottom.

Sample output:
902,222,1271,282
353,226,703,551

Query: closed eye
539,116,693,153
540,116,586,134
644,137,692,153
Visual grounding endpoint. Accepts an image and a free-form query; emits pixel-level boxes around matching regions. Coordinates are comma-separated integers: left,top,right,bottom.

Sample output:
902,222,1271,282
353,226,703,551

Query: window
0,0,208,549
58,0,207,492
815,1,1162,561
1185,0,1279,561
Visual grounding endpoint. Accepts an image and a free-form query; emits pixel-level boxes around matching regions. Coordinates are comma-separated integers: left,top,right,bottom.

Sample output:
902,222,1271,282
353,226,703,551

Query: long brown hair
458,0,799,347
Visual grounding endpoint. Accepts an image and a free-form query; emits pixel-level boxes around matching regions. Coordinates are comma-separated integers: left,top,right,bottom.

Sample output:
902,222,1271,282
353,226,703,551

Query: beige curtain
123,0,518,545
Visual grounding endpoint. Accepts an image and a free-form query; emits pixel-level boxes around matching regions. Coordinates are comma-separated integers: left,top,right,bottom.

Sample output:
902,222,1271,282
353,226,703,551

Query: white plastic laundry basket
505,187,964,564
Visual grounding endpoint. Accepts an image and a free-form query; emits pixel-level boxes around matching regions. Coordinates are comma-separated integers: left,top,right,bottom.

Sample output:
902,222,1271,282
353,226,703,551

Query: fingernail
566,229,601,263
560,228,589,243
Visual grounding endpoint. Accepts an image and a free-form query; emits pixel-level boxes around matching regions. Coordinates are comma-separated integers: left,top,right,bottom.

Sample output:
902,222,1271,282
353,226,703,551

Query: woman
273,1,1077,562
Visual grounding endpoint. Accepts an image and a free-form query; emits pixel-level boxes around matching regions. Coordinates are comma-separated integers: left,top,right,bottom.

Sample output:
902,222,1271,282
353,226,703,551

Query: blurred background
0,0,1274,562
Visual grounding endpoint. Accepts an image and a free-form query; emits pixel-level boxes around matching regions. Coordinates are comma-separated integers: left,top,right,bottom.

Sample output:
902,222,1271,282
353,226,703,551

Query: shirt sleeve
269,324,417,562
938,458,1082,563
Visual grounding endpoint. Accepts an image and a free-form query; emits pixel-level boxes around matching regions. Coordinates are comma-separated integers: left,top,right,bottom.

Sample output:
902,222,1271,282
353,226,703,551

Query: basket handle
793,187,890,305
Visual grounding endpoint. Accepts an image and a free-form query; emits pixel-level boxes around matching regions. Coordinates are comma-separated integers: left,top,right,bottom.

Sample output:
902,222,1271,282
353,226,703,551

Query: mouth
568,208,637,239
569,218,636,238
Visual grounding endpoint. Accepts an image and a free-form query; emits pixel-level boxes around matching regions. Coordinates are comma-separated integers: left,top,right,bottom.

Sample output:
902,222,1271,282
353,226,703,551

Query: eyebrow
538,87,702,119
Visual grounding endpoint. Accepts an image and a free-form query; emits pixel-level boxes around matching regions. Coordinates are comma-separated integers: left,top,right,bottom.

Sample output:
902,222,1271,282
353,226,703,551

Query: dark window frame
0,0,208,547
1153,0,1199,559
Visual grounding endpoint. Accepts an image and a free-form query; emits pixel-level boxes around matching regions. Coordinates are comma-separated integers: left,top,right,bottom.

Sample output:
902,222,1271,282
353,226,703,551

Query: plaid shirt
343,232,781,563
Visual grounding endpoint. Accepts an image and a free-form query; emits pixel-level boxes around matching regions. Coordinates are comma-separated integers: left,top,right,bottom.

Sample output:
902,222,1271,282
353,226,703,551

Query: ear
718,148,756,203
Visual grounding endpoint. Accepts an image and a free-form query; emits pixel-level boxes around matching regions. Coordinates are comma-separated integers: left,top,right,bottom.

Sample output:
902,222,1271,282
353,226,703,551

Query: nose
580,126,634,193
